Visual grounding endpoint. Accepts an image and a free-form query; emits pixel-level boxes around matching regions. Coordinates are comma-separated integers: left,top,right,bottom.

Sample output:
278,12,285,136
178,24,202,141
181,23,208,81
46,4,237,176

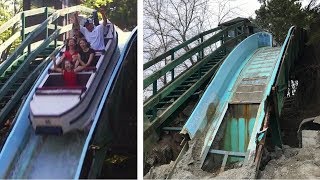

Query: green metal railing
144,22,247,91
0,8,55,60
273,27,305,120
143,20,256,138
143,26,222,70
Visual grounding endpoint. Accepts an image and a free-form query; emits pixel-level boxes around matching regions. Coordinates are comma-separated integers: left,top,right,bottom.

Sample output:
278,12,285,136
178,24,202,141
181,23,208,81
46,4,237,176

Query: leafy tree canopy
81,0,136,30
0,0,22,61
254,0,309,43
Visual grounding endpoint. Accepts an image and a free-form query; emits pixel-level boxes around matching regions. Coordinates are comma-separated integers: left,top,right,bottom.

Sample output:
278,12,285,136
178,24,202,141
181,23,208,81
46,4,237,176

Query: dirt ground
145,141,320,179
259,145,320,179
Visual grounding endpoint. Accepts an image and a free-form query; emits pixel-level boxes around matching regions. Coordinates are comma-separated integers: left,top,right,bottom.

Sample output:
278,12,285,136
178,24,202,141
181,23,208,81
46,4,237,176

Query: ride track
144,17,304,177
0,5,137,178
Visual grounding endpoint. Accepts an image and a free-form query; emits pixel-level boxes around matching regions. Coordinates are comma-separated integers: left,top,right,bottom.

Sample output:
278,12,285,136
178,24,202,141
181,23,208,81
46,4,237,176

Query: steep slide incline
179,29,294,174
0,28,137,179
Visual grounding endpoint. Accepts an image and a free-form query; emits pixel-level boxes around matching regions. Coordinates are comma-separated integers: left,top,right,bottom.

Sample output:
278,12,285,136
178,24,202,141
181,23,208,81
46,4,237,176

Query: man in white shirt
73,9,108,51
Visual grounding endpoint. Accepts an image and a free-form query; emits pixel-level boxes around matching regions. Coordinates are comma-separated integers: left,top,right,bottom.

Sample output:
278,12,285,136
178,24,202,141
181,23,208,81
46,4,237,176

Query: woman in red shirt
57,38,79,67
52,56,82,87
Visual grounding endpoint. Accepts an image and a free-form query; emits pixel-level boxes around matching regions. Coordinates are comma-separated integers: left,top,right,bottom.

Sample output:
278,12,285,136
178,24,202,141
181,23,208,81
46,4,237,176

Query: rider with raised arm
73,9,108,51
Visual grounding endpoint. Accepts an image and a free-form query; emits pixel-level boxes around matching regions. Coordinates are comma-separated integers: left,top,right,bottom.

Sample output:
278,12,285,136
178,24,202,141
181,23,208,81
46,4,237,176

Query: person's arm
72,12,80,29
78,57,86,66
51,56,63,72
86,53,95,67
72,12,86,34
99,8,108,26
74,54,85,66
74,56,86,72
56,53,65,67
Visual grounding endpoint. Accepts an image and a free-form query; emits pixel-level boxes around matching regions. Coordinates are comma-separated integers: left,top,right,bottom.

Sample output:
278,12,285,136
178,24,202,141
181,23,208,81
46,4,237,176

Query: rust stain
206,102,217,125
243,104,250,120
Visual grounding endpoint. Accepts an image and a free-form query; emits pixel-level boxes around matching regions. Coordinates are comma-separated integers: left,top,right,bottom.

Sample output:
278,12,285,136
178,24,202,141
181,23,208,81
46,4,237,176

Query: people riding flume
51,55,84,87
75,38,95,70
73,9,108,51
56,38,79,67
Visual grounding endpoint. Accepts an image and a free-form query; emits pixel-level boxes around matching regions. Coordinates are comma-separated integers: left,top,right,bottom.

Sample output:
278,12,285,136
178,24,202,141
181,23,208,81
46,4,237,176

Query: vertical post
152,81,157,119
54,21,57,48
153,80,157,95
171,53,174,81
21,12,25,41
201,34,204,59
223,31,228,54
64,14,68,39
44,7,48,38
21,12,26,55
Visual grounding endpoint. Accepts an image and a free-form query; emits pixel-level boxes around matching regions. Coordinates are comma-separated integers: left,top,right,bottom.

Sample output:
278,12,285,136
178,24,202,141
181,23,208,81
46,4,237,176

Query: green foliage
82,0,136,31
255,0,309,43
81,0,113,8
105,0,136,30
0,1,13,43
0,0,22,58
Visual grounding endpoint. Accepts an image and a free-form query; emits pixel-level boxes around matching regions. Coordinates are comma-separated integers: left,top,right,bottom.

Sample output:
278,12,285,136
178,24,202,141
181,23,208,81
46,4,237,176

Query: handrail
273,26,304,117
0,45,63,126
0,12,22,35
0,5,95,76
144,33,246,110
0,7,53,35
0,23,73,101
0,7,58,56
143,21,245,89
143,26,222,70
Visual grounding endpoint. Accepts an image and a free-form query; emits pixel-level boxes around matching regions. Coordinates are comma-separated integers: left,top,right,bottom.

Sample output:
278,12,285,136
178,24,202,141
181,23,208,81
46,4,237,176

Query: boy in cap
73,9,108,51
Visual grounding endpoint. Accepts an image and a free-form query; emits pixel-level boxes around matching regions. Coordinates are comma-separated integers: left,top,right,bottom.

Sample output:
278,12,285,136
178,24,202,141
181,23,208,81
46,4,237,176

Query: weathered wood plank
0,31,21,54
0,13,21,35
23,7,46,17
25,24,39,34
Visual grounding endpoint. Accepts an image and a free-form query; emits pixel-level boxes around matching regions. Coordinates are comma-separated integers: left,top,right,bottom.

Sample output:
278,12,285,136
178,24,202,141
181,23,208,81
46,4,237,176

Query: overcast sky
231,0,261,18
231,0,311,19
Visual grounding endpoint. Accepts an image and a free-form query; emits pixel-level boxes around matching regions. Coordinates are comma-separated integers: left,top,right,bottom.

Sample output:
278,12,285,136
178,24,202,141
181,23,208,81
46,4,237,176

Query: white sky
232,0,312,19
231,0,261,18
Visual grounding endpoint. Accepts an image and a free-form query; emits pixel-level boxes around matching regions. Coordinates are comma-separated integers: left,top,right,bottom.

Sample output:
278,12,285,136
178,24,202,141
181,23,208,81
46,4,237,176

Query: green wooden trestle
143,19,259,138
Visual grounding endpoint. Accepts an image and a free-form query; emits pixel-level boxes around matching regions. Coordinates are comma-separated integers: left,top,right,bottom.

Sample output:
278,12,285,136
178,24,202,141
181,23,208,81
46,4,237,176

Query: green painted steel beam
143,21,245,89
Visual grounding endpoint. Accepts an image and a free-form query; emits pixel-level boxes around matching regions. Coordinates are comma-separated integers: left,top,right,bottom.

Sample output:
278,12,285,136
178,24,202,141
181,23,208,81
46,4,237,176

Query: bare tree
144,0,210,63
143,0,245,100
